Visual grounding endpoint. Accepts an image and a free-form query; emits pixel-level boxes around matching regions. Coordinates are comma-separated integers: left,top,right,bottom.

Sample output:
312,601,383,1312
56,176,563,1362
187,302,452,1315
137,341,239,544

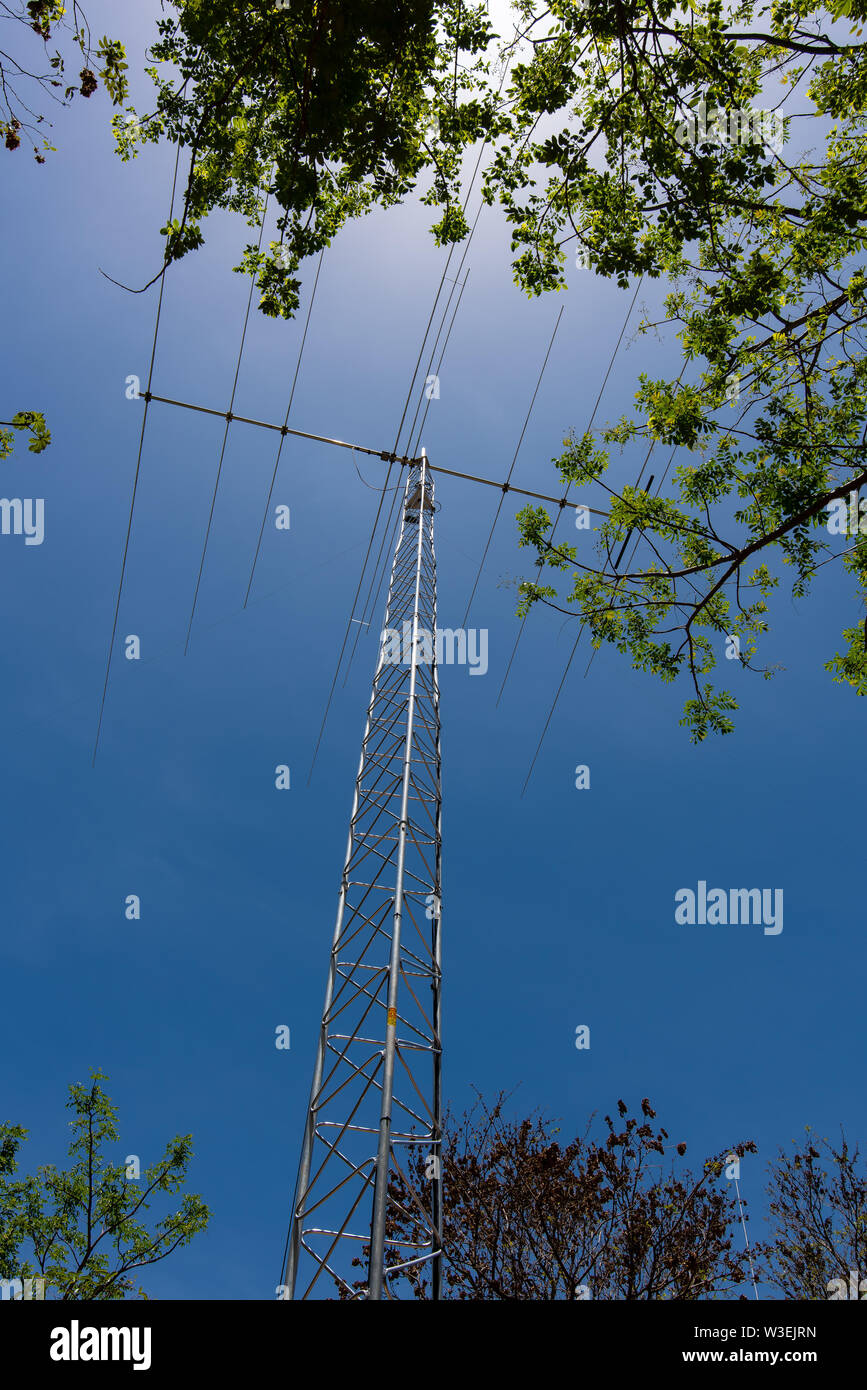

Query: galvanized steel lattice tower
285,452,443,1300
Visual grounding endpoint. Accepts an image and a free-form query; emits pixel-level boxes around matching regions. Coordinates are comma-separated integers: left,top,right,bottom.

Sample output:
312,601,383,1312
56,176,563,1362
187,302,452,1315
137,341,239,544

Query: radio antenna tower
284,449,443,1300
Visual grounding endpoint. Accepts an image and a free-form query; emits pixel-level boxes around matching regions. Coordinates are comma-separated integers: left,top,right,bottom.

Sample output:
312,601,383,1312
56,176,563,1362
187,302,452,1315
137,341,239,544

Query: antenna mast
285,451,443,1300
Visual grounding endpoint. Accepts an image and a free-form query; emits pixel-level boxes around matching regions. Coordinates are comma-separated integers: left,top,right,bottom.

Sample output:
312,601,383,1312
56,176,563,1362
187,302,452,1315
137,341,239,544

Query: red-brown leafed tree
343,1092,758,1300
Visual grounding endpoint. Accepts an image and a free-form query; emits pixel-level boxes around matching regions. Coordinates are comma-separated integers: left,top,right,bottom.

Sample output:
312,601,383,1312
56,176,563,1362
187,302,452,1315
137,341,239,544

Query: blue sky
1,0,864,1299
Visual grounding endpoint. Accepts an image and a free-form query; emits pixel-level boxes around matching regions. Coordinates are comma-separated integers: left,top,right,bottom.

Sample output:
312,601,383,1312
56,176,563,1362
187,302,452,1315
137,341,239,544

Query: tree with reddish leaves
344,1092,758,1300
762,1127,867,1301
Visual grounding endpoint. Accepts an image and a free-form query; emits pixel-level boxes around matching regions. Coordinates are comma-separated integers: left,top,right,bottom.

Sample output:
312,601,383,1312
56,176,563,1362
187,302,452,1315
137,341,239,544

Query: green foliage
119,0,497,317
0,411,51,459
0,1070,209,1300
486,0,867,737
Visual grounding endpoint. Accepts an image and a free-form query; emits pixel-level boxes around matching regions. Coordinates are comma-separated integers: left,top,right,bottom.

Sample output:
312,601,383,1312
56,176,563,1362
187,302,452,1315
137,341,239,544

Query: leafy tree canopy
12,1,862,736
115,0,497,316
113,1,867,737
485,0,867,735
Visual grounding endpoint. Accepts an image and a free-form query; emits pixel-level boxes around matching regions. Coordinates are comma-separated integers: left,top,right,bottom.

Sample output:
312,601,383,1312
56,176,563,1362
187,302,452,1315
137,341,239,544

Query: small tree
763,1127,867,1301
0,1069,209,1299
348,1092,757,1300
